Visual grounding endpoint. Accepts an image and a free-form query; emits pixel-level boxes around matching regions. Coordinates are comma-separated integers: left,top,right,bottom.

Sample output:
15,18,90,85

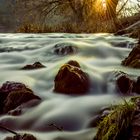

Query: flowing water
0,33,139,140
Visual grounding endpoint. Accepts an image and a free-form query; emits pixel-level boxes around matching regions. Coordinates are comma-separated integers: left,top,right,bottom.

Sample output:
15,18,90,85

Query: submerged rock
54,61,90,94
0,81,40,114
54,43,77,55
122,44,140,68
21,62,45,70
4,134,37,140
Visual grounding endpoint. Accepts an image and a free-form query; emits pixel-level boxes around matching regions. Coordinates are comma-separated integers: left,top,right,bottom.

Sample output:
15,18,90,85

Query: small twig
0,125,18,135
48,123,63,131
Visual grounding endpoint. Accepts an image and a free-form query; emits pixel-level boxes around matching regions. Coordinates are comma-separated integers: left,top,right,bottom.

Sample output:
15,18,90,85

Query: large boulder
122,45,140,68
0,81,40,114
54,61,90,94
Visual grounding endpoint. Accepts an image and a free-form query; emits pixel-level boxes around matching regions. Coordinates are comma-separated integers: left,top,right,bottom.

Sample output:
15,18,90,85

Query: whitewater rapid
0,33,138,140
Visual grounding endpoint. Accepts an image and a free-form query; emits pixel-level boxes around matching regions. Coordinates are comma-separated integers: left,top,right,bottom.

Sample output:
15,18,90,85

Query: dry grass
17,19,119,33
16,12,140,34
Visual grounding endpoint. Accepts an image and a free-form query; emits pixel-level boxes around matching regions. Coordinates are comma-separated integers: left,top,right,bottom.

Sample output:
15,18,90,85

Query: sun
95,0,106,15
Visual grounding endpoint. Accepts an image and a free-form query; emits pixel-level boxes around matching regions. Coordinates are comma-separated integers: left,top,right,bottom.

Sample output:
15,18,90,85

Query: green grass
94,100,136,140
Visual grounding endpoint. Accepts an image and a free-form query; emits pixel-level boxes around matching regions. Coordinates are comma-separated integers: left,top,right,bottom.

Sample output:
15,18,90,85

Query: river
0,33,139,140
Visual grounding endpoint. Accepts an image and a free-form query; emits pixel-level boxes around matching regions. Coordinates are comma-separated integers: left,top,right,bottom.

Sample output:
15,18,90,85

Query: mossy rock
0,81,40,114
94,100,136,140
3,89,40,113
54,61,90,94
0,81,31,114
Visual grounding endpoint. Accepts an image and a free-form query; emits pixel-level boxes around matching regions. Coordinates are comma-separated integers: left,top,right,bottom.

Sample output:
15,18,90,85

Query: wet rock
0,81,40,114
88,107,112,128
8,107,22,116
3,89,40,113
54,61,90,94
116,75,134,95
0,81,32,94
133,77,140,94
54,43,77,55
4,134,37,140
94,99,136,140
129,98,140,140
67,60,81,68
122,45,140,68
21,62,45,70
0,81,31,113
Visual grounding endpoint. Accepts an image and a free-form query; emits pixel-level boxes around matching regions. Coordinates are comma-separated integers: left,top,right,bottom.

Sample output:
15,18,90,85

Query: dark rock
54,61,90,94
116,75,134,95
0,81,31,94
0,81,40,114
67,60,81,68
88,109,111,128
3,89,40,113
54,44,77,55
4,134,37,140
0,81,31,113
122,45,140,68
8,107,22,116
133,77,140,94
21,62,45,70
129,99,140,140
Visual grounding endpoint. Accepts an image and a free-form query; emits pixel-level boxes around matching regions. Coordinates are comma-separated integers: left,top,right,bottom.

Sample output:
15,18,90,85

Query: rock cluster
116,75,140,95
54,60,90,94
122,44,140,68
21,62,45,70
0,81,40,114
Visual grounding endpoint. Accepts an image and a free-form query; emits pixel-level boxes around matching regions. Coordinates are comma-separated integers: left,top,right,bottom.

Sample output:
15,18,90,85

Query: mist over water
0,33,138,140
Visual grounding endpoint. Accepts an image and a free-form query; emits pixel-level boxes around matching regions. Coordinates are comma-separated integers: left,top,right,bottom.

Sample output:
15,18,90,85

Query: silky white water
0,33,139,140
